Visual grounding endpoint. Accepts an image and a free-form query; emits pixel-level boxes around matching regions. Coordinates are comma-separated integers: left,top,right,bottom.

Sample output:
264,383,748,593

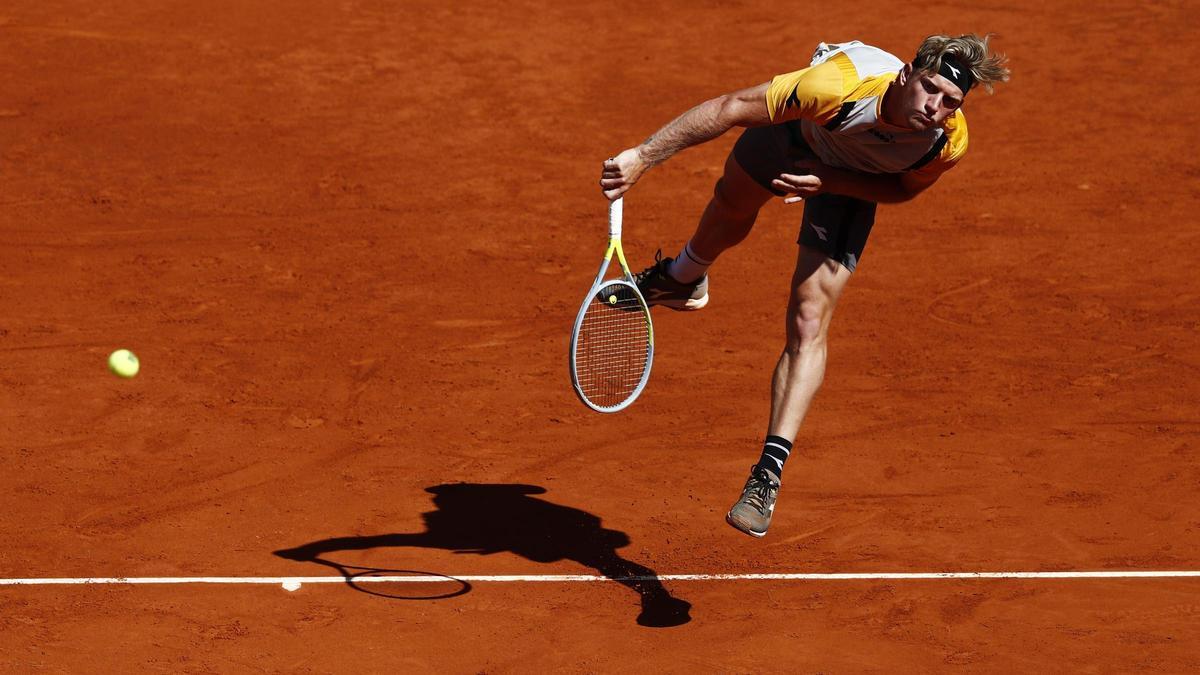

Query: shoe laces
742,468,779,515
633,249,667,285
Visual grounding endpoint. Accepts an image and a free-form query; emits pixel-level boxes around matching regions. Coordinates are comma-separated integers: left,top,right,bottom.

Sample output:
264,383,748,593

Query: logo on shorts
810,224,829,241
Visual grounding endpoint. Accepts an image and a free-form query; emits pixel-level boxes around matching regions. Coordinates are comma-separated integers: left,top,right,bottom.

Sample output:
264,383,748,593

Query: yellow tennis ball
608,294,617,304
108,349,139,378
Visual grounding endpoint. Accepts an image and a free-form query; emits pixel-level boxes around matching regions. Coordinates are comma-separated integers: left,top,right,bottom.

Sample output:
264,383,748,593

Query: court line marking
2,571,1200,586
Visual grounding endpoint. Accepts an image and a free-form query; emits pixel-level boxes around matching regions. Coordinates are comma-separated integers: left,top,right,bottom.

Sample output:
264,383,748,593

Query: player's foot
634,250,709,311
637,593,693,628
725,465,781,538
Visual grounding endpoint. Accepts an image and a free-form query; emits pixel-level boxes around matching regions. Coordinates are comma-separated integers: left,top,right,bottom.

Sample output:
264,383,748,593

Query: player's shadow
273,483,692,628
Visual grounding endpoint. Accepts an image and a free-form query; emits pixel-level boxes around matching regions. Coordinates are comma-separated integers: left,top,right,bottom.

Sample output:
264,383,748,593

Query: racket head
344,568,472,600
569,279,654,413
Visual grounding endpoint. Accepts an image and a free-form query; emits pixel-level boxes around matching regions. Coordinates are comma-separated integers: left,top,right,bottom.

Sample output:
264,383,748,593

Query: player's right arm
600,62,846,201
600,82,771,201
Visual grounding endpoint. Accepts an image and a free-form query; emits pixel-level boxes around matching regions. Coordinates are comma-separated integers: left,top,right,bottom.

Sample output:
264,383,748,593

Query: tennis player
599,35,1009,537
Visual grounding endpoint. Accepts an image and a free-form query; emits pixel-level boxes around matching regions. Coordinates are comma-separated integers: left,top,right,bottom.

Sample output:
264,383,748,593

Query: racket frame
569,198,655,413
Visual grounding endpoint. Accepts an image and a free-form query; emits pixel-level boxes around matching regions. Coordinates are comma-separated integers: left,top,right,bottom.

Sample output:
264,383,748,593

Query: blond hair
913,34,1010,94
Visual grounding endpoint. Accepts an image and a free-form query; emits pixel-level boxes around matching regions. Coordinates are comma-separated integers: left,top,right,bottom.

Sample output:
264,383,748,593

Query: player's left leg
766,247,853,440
726,246,852,537
727,192,876,538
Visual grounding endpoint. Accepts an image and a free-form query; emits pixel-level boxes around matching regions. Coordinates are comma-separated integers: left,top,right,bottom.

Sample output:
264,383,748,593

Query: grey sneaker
633,250,709,311
725,465,781,538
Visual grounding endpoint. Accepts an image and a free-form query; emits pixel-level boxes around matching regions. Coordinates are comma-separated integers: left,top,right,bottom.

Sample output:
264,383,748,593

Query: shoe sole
649,293,709,312
725,511,768,538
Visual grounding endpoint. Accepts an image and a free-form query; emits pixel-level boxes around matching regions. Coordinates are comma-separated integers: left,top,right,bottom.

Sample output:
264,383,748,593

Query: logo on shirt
868,129,895,143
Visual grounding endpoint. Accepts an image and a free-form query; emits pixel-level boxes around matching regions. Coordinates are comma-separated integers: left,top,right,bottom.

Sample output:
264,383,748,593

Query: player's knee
786,297,830,349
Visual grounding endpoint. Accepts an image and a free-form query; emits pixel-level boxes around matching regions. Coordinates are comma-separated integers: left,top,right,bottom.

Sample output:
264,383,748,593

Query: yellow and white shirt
765,41,967,182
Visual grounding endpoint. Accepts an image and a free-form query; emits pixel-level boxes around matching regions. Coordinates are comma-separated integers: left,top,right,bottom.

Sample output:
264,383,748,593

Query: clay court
2,0,1198,670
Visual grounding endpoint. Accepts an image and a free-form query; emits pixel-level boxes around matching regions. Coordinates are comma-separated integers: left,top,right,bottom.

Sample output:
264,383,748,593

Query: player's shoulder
942,110,969,160
809,41,904,101
906,111,970,181
765,41,905,124
812,41,904,79
765,59,851,123
800,58,851,95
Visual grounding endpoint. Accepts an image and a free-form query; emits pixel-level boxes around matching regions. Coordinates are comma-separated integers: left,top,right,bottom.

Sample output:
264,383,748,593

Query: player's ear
898,62,913,85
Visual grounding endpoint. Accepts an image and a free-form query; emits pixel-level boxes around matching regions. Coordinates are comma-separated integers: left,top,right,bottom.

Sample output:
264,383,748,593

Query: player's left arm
775,113,969,203
773,162,932,204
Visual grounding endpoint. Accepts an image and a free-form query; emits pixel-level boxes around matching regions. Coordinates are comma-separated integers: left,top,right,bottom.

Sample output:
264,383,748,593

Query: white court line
2,571,1200,586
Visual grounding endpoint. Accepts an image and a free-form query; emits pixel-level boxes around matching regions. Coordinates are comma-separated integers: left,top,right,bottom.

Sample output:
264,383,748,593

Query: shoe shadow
274,483,692,628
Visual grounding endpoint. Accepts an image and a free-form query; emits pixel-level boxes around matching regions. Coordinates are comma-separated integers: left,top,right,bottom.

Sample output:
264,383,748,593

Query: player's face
894,65,964,130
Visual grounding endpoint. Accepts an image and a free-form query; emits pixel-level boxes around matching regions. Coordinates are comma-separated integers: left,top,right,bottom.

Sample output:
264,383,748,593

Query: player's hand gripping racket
569,198,654,413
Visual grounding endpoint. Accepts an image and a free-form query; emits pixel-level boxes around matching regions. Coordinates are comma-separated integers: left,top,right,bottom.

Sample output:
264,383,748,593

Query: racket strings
574,283,651,408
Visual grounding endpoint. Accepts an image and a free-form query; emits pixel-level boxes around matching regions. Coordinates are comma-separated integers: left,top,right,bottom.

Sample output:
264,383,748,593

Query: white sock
666,241,712,283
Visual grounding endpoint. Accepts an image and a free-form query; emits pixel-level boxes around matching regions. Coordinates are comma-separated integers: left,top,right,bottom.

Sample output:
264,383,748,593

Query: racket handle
608,197,623,239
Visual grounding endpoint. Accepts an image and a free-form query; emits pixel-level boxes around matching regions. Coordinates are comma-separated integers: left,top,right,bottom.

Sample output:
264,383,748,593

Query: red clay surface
2,0,1199,670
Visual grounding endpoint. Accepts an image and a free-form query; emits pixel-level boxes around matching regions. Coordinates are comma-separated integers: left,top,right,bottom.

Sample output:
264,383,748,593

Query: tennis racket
569,198,654,413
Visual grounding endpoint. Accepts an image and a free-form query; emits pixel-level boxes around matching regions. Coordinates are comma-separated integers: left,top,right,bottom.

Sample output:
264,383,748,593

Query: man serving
599,35,1009,537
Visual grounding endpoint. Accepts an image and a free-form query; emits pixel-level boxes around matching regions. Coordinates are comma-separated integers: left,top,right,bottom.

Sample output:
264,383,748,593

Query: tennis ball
107,349,139,378
608,294,617,304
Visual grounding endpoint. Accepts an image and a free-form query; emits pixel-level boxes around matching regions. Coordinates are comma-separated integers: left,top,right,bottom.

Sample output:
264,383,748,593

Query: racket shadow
273,483,691,628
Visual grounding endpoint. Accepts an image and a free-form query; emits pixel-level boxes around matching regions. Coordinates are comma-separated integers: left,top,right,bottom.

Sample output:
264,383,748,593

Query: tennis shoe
725,465,781,538
633,250,709,311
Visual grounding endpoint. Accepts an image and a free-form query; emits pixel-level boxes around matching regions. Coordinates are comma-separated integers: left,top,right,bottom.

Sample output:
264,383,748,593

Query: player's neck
878,81,907,130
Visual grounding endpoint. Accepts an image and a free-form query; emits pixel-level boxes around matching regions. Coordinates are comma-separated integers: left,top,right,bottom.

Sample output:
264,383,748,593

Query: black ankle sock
755,435,792,478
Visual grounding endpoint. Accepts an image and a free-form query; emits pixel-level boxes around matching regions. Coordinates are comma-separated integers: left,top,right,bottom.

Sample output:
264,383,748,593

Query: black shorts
732,123,877,273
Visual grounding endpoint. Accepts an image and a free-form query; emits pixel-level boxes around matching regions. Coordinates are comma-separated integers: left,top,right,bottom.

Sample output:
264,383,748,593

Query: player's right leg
635,131,777,310
687,148,777,262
